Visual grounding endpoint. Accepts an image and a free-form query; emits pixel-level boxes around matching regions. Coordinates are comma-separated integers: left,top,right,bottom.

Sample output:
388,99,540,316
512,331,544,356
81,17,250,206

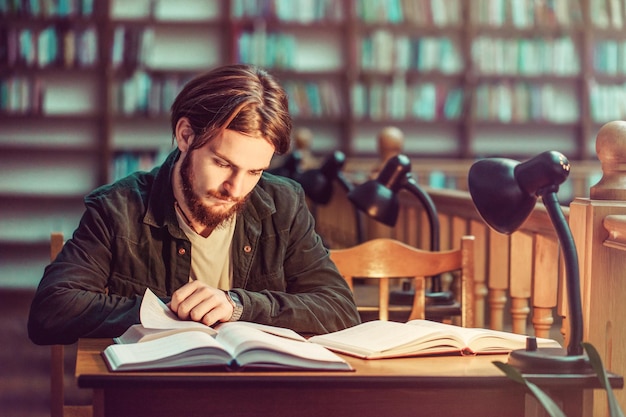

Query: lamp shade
347,154,411,227
297,151,346,204
468,151,570,235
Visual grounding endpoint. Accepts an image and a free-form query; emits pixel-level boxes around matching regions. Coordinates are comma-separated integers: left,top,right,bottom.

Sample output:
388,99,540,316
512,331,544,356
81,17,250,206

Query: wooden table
76,338,623,417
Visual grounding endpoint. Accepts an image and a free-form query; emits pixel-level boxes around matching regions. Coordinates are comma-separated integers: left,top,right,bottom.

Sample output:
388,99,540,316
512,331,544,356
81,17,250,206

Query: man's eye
250,170,263,176
215,161,230,168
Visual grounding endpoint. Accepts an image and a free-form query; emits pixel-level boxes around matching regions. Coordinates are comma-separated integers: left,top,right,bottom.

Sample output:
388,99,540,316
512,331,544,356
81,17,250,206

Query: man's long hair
170,64,292,155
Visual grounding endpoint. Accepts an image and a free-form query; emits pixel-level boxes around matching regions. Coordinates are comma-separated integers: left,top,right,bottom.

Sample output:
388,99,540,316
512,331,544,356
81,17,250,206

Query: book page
215,321,306,342
405,320,562,353
140,288,217,332
309,320,465,358
114,324,218,344
216,323,351,370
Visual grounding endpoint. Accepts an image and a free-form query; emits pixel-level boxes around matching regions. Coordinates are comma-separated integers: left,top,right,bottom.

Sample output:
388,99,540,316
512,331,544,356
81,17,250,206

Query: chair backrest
49,232,93,417
330,236,475,327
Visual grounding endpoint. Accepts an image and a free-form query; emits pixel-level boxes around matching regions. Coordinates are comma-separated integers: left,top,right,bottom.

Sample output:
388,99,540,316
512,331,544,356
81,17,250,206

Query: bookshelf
0,0,621,287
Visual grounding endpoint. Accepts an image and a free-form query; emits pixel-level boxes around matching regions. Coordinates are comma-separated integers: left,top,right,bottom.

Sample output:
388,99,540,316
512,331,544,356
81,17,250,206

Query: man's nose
223,172,246,198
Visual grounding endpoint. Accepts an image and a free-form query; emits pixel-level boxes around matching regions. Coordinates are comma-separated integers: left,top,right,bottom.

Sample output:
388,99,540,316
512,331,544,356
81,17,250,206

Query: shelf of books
0,0,108,288
0,0,622,287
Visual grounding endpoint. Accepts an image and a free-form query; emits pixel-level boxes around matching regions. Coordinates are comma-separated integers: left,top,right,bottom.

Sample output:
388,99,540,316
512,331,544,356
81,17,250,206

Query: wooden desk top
75,338,623,391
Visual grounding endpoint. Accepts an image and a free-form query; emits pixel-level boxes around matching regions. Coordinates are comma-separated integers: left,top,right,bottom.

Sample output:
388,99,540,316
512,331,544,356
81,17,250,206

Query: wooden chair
49,232,93,417
330,235,475,327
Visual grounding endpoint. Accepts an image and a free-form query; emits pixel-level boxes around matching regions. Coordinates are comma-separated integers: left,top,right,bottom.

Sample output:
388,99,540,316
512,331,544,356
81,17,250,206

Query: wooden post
569,121,626,416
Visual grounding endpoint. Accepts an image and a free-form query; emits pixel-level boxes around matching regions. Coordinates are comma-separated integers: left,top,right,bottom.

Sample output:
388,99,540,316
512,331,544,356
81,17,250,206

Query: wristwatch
224,290,244,322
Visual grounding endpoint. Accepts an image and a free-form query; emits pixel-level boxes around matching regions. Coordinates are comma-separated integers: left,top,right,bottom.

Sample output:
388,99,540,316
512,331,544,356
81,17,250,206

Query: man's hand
169,281,233,326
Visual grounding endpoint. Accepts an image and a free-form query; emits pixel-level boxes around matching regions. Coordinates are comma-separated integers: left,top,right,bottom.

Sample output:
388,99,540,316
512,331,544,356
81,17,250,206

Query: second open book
308,319,562,359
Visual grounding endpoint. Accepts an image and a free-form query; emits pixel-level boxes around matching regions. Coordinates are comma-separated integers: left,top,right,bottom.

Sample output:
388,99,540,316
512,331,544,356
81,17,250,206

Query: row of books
282,80,343,118
360,31,462,74
591,0,626,29
589,81,626,123
111,25,154,70
0,25,98,68
473,82,579,124
230,0,343,22
471,36,580,76
470,0,582,28
593,40,626,75
358,33,582,77
0,0,93,17
237,25,296,69
351,79,464,121
111,70,191,116
0,75,43,114
355,0,461,26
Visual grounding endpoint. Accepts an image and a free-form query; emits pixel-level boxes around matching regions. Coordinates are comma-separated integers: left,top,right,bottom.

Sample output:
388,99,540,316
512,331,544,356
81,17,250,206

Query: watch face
228,291,241,304
227,291,243,322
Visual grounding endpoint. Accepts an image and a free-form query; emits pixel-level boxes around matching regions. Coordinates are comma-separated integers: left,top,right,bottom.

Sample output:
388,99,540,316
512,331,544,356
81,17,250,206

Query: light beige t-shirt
175,205,235,290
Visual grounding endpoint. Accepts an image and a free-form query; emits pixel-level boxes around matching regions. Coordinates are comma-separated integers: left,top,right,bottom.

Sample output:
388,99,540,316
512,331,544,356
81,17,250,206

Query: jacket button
243,245,252,253
178,248,186,255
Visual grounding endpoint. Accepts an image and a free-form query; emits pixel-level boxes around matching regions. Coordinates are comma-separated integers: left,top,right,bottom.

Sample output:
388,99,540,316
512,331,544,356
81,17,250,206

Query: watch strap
224,290,243,322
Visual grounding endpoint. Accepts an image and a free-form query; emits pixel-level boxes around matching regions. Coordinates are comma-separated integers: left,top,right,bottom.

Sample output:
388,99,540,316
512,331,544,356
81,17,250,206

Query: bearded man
28,65,360,345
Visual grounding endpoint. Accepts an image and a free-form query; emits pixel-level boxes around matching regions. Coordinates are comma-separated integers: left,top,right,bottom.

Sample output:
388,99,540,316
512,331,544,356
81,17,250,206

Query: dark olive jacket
28,150,360,345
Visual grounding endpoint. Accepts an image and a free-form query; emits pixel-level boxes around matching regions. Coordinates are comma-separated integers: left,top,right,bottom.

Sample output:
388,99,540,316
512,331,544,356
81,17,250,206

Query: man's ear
174,117,194,152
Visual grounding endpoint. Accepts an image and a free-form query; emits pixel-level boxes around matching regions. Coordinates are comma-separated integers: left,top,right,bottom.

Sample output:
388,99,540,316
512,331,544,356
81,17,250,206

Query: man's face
179,129,275,230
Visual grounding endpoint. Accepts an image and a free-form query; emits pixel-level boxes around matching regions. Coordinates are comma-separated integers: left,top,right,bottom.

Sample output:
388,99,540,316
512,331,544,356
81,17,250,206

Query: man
28,64,360,345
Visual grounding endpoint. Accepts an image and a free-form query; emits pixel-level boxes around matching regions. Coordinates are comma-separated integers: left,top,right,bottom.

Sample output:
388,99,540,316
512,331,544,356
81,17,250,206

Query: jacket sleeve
234,184,361,335
27,200,143,345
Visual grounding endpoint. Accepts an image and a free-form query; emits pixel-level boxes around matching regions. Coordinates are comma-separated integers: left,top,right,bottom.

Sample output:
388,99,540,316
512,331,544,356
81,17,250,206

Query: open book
114,288,305,344
102,289,352,372
308,319,562,359
103,322,352,372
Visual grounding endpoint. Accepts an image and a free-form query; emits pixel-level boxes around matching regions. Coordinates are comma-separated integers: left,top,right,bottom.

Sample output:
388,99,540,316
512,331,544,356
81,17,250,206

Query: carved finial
590,121,626,200
372,126,404,178
293,127,318,170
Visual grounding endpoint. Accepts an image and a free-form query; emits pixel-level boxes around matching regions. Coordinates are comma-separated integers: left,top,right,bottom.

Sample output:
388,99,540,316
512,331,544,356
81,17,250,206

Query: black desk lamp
297,151,364,243
468,150,590,373
347,154,452,303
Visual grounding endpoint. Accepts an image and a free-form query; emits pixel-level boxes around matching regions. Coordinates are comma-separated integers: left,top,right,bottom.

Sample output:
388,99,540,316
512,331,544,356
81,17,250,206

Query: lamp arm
541,191,584,356
405,177,440,252
405,178,442,292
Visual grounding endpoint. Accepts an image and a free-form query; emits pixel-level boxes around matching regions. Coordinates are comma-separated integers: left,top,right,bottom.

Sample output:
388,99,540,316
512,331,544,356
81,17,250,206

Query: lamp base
508,347,592,374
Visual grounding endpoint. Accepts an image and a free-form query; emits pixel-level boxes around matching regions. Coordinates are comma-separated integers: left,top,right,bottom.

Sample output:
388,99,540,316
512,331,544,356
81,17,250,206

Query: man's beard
179,151,247,230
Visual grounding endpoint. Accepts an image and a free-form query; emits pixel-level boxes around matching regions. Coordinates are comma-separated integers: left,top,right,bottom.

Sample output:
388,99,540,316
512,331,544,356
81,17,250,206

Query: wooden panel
509,232,532,335
488,229,510,331
532,234,559,339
